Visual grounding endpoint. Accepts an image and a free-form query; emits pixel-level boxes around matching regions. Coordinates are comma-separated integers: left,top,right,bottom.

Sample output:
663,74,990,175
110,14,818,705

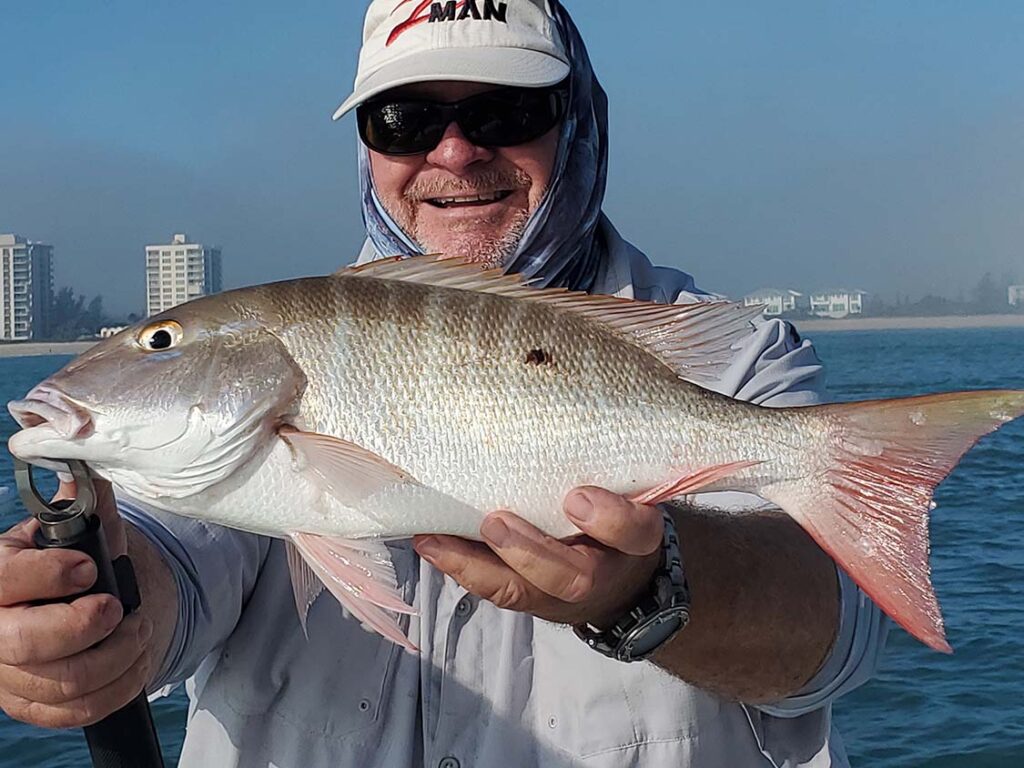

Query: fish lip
8,383,94,439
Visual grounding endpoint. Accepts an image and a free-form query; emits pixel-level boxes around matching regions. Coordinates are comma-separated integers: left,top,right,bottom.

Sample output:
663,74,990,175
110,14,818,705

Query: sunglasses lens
359,101,446,155
358,83,568,156
461,88,566,147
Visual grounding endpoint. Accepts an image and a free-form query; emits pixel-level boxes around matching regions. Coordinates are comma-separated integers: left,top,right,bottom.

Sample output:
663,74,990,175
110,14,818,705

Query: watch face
621,609,689,660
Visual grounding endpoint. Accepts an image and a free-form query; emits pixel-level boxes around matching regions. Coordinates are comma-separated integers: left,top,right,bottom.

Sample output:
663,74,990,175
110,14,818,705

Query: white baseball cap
332,0,571,120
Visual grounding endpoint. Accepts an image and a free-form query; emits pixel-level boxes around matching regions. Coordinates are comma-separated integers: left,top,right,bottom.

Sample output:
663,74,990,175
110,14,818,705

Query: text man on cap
0,2,887,766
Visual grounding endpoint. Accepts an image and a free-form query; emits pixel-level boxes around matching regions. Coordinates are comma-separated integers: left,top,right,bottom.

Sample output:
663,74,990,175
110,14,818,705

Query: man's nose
425,122,494,174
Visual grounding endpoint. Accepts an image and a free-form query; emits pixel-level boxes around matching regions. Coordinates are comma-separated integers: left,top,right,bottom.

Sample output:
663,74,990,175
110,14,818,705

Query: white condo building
0,234,54,341
146,234,223,316
809,289,866,319
742,288,803,316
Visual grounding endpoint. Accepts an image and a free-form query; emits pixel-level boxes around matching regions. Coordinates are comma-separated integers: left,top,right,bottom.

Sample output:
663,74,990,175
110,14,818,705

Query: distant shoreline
0,341,96,359
1,314,1022,359
793,314,1024,332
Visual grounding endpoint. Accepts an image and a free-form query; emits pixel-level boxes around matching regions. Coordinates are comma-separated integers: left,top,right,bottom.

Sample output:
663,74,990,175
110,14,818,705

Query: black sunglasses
357,81,570,156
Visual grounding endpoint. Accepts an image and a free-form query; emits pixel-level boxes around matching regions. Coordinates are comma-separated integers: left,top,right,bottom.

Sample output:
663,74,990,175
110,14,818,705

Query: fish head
8,295,307,502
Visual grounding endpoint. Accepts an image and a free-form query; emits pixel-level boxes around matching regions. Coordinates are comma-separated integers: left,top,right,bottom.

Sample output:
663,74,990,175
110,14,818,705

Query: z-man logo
387,0,509,46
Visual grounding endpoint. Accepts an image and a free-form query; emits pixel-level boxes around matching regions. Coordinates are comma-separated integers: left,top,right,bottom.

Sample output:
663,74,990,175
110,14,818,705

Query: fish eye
137,320,184,352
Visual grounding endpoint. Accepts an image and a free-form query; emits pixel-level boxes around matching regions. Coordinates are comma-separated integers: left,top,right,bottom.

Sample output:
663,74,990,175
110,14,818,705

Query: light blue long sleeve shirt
126,231,888,767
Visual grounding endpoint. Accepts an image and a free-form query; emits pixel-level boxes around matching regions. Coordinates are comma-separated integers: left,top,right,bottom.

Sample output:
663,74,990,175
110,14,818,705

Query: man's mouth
424,190,514,209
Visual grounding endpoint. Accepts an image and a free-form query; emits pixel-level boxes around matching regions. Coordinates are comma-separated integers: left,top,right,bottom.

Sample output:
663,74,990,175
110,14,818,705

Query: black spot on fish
526,348,552,366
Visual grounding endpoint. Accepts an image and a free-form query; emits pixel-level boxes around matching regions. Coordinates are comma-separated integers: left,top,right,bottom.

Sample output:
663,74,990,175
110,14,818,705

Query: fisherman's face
367,81,560,268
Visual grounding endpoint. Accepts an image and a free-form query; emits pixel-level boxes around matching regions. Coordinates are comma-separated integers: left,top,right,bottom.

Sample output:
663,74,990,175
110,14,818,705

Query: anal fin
629,461,762,506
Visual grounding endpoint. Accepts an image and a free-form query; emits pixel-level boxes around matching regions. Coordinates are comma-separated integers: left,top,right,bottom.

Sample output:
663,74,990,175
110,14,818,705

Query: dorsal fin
342,255,763,385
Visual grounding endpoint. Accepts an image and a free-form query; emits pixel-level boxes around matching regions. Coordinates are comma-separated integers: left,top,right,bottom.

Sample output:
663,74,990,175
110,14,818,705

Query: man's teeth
428,191,509,207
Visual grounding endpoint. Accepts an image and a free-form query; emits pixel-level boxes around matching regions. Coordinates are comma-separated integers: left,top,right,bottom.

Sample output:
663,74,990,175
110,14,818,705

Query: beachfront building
1009,285,1024,307
146,233,223,316
0,234,54,341
809,289,866,319
742,289,803,316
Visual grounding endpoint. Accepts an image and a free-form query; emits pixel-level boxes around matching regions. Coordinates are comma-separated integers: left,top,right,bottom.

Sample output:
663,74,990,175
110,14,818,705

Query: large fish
7,256,1024,652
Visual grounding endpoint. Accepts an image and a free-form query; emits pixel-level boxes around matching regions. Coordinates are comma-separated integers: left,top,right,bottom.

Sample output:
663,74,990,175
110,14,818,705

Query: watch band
573,508,691,662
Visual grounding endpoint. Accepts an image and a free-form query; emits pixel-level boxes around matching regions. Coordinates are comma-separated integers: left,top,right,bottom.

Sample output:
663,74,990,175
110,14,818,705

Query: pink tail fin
761,389,1024,653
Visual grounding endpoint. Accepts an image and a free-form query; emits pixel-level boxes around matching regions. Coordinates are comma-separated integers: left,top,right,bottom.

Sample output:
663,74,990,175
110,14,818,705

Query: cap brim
332,47,570,120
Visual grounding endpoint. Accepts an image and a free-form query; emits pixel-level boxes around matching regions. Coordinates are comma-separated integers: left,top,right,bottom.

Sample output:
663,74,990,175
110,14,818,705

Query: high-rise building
145,233,223,316
0,234,54,341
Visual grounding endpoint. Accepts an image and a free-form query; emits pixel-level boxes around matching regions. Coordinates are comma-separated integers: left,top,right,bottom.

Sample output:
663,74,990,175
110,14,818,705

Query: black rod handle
83,690,164,768
35,511,165,768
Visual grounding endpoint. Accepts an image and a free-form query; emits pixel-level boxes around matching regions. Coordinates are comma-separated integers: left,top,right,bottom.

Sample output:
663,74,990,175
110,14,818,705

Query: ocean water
0,328,1022,767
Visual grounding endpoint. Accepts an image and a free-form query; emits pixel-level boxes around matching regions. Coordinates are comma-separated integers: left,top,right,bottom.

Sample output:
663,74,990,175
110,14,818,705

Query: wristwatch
573,508,690,662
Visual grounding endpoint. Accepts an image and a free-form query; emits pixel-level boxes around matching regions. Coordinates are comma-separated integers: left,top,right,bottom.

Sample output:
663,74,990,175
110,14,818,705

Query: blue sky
2,1,1022,313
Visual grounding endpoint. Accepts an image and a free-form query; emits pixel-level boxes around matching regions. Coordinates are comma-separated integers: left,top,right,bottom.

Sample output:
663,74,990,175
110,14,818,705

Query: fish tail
761,389,1024,653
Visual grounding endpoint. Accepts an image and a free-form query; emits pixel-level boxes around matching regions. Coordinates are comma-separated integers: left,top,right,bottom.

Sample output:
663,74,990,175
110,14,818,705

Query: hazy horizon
2,1,1022,315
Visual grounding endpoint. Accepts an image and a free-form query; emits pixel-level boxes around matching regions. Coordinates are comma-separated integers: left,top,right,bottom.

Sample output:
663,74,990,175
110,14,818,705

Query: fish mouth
8,383,94,440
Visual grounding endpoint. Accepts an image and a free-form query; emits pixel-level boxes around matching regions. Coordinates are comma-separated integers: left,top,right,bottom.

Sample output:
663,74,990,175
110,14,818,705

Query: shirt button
439,758,460,768
455,598,474,618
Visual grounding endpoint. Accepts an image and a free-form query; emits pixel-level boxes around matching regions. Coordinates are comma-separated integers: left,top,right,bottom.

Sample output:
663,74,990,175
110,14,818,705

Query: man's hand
0,478,154,729
415,489,841,702
414,486,662,627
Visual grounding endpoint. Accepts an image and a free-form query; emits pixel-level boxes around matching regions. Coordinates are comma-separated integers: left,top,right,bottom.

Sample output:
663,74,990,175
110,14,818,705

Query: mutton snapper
8,256,1024,652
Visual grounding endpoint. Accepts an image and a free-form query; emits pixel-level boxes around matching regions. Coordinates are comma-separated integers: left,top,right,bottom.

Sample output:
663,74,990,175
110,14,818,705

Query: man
0,1,887,765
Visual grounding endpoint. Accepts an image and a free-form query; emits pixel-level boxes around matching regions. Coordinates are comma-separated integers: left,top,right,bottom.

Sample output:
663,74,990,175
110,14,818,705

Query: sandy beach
793,314,1024,333
0,341,96,359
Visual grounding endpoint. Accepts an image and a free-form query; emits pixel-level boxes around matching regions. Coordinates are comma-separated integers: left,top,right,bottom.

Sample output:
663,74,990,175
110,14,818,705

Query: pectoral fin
279,427,484,534
279,427,416,508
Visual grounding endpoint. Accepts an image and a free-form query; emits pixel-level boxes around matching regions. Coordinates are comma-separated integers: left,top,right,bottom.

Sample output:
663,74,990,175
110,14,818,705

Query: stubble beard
391,169,540,269
420,207,532,269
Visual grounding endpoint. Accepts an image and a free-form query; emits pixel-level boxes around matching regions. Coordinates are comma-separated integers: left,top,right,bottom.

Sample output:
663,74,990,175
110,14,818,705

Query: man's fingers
0,547,97,606
0,649,152,729
52,479,77,503
564,487,663,557
0,613,151,705
479,513,598,604
0,594,123,666
54,477,126,558
414,534,557,613
1,518,40,548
